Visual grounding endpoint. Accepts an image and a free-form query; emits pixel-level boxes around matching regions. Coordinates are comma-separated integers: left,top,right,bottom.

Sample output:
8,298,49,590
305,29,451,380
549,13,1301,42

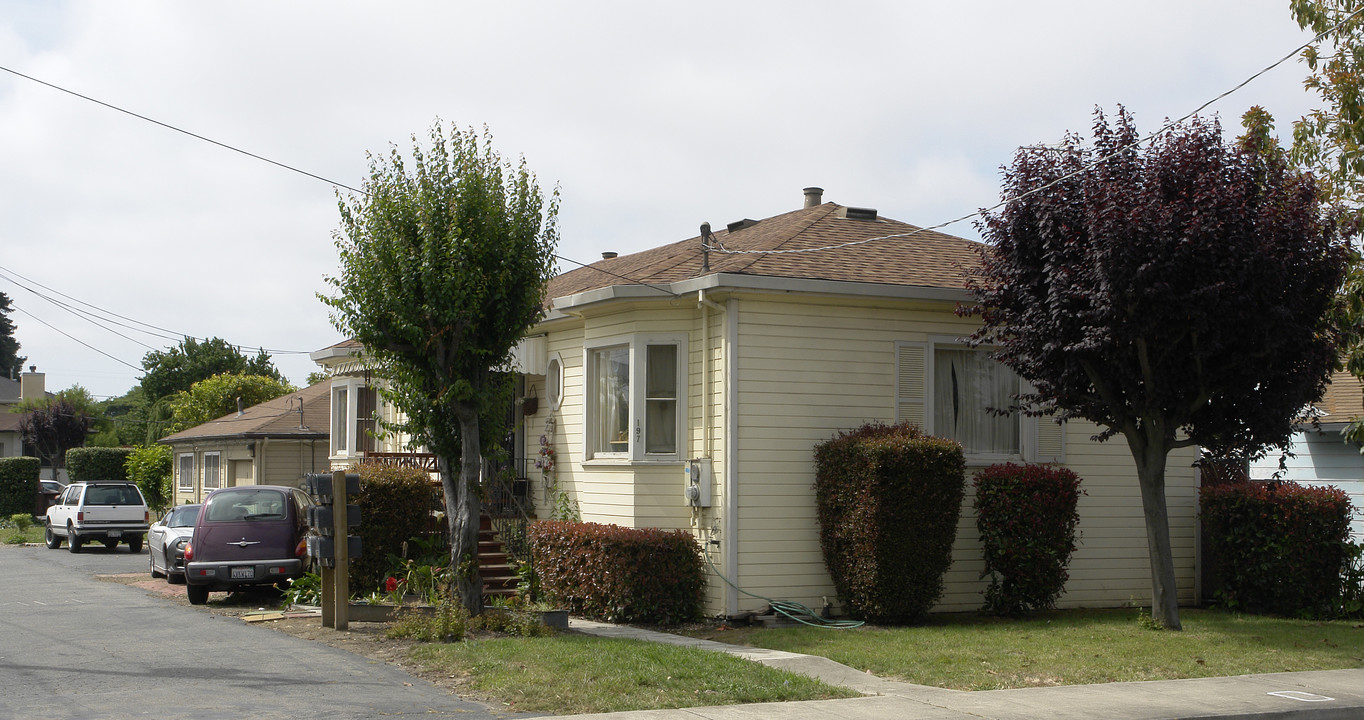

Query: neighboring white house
509,187,1201,619
159,381,332,504
1249,369,1364,542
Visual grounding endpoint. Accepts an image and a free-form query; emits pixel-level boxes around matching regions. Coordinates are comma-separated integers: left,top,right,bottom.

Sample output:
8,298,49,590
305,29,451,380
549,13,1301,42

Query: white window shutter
895,342,927,428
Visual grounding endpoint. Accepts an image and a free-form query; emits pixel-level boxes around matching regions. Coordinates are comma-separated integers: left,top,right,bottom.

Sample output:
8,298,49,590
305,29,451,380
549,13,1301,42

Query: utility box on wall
684,457,712,507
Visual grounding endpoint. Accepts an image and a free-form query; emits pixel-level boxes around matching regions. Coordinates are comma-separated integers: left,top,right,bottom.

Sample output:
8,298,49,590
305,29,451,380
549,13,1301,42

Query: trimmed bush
350,463,444,594
529,520,704,625
125,445,173,516
0,457,41,517
66,447,134,483
974,462,1083,615
814,422,966,623
1201,480,1354,617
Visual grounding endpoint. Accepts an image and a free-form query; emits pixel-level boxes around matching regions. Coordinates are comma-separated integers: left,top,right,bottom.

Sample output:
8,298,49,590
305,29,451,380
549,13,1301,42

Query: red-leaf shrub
528,520,703,625
1200,481,1354,617
974,462,1083,615
814,422,966,623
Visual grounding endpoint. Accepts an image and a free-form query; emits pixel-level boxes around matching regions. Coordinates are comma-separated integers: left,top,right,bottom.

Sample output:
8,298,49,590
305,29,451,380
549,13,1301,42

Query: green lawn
407,634,858,714
682,608,1364,690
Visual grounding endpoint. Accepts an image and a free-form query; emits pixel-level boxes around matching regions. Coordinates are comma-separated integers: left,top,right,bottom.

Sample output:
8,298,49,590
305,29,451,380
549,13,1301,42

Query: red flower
385,576,399,593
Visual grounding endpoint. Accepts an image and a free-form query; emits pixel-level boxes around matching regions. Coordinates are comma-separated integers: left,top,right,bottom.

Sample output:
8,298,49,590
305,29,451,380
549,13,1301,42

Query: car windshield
205,490,286,522
167,505,201,528
85,486,143,505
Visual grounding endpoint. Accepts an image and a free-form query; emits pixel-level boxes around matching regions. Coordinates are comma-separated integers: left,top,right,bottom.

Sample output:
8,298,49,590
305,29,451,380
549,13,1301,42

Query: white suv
45,481,149,553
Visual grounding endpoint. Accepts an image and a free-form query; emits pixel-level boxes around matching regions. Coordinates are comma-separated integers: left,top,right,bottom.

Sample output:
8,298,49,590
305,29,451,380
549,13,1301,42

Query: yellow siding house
518,187,1200,619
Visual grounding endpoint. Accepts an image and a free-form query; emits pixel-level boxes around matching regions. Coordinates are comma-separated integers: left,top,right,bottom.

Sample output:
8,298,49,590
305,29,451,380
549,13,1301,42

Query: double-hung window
896,340,1063,463
177,454,195,492
585,334,686,461
202,452,221,490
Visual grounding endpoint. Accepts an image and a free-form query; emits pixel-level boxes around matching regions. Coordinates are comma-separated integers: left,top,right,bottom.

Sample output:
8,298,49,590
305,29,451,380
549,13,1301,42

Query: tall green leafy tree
322,122,558,614
140,337,283,403
967,108,1348,630
1288,1,1364,442
0,291,25,379
166,373,296,434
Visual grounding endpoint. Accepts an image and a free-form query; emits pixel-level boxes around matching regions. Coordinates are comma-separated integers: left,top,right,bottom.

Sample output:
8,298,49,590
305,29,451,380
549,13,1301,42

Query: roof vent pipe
236,396,244,417
601,251,618,260
700,222,713,273
803,186,824,208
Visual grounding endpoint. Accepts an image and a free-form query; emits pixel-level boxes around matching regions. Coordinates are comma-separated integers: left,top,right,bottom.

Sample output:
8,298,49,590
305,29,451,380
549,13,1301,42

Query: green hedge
0,457,42,517
350,463,444,594
1201,480,1354,617
814,422,966,623
974,462,1083,615
66,447,134,483
528,520,704,625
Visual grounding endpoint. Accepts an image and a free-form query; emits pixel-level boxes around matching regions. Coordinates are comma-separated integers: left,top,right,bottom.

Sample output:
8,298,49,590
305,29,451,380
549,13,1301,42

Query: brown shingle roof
159,381,331,443
1314,369,1364,424
546,202,982,301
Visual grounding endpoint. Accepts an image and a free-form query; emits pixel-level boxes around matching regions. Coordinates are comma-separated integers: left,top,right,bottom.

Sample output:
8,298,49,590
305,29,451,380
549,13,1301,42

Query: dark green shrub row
974,462,1083,615
350,462,444,594
66,447,134,482
0,457,41,517
813,422,966,623
528,520,703,625
1201,480,1354,617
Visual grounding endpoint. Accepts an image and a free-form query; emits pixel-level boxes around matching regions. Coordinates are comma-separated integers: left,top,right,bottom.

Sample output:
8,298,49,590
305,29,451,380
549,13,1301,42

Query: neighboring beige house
2,368,52,471
310,339,430,470
511,187,1200,619
159,381,332,504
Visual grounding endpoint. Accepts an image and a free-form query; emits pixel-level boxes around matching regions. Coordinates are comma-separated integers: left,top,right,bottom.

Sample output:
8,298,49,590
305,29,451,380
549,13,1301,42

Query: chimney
19,366,44,401
803,186,824,208
601,251,618,260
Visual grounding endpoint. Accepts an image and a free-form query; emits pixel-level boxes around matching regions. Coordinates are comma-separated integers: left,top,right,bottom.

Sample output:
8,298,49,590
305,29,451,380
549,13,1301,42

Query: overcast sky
0,1,1328,399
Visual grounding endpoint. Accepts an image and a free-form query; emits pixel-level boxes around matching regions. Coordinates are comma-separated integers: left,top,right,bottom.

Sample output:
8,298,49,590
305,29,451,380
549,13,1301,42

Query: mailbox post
304,470,362,630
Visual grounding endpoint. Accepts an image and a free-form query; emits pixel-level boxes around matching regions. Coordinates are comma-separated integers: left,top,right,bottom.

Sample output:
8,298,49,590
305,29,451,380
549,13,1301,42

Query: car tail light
77,511,84,522
144,510,149,523
295,538,308,558
184,542,194,561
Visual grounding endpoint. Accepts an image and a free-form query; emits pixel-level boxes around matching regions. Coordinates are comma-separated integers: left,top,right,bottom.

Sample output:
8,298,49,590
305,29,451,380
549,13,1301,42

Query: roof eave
547,272,974,316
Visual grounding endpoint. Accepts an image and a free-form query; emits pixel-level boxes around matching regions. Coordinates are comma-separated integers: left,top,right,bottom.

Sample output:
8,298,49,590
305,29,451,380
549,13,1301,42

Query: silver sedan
148,504,201,583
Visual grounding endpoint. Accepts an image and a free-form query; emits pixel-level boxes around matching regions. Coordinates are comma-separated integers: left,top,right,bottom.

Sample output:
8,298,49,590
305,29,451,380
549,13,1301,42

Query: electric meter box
684,458,712,507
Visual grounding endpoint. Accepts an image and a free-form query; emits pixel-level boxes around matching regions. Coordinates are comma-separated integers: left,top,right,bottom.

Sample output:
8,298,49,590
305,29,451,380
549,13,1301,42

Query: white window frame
922,338,1023,465
546,351,564,411
202,452,222,491
331,384,351,457
583,333,688,462
177,453,195,492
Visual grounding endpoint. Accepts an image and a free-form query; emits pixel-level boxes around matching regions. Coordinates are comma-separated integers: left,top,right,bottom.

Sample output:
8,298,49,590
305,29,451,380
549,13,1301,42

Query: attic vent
726,218,760,233
601,251,618,259
845,207,878,221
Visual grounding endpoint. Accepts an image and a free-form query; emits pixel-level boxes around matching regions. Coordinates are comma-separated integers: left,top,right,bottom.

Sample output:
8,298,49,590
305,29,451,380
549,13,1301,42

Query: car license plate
231,566,255,580
106,531,122,538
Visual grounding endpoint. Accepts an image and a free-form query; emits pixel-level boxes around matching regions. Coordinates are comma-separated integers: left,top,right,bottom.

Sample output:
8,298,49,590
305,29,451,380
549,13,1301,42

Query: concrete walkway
567,619,1364,719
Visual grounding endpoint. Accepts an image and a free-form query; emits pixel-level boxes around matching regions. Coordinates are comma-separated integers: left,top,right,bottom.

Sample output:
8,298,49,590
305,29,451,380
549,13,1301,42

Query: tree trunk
441,404,483,616
1127,436,1183,630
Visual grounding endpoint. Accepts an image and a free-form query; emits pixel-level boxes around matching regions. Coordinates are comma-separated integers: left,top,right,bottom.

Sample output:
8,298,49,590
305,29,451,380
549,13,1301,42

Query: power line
0,64,366,196
12,305,141,371
705,7,1364,258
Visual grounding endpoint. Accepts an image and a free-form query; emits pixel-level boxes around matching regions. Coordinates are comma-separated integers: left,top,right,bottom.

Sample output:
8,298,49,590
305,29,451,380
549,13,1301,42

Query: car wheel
187,583,209,605
127,536,143,554
168,573,185,585
150,553,165,579
44,523,60,550
67,525,82,553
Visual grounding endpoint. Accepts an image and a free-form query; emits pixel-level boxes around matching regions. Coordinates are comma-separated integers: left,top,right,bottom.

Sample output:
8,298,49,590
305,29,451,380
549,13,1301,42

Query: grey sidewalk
568,619,1364,719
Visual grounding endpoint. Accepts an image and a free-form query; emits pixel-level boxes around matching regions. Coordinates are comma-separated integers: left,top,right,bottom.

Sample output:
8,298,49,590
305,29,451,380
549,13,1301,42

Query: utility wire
705,7,1364,258
12,306,141,371
0,64,365,196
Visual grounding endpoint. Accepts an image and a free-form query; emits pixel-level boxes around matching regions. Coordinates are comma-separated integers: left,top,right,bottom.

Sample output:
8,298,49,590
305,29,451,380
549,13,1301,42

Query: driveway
0,544,520,720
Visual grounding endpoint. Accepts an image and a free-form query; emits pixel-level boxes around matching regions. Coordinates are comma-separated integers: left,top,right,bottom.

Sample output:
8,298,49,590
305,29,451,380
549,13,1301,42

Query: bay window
586,334,686,461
